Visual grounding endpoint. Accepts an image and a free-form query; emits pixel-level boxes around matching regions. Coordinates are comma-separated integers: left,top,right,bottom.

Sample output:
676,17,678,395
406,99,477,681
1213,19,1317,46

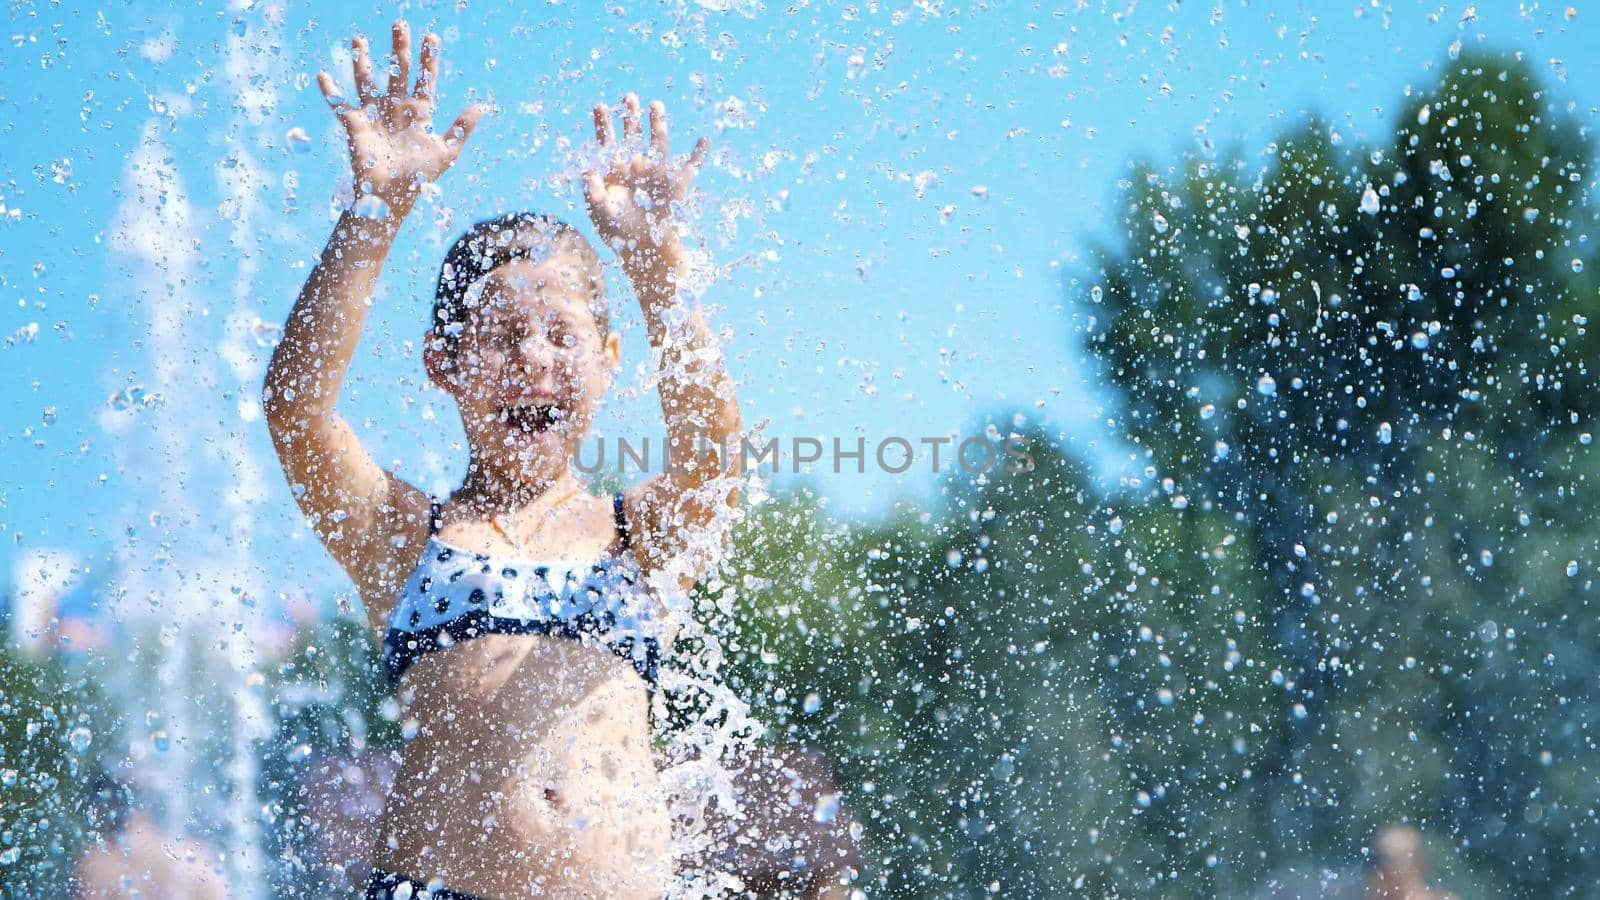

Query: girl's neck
454,458,583,514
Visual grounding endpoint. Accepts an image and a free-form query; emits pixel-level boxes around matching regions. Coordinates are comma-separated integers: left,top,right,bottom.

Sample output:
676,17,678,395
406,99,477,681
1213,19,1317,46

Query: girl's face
424,252,620,471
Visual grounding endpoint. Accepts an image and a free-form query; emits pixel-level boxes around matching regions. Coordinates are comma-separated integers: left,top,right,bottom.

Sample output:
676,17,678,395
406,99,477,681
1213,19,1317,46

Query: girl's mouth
499,404,562,433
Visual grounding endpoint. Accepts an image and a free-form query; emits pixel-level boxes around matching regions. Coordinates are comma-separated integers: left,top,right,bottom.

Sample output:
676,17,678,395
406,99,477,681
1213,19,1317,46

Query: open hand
317,20,486,218
584,94,709,264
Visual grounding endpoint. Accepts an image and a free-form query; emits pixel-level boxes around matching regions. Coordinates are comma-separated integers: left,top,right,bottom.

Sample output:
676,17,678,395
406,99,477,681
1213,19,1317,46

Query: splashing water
1360,185,1381,215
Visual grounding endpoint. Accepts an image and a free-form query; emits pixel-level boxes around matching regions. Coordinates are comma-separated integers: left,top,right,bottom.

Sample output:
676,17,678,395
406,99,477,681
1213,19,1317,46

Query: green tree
1087,50,1598,894
699,430,1285,896
0,650,114,897
673,48,1597,899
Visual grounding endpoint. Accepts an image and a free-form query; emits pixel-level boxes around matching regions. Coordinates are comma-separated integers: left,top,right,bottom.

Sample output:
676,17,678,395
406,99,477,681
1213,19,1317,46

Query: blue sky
1,1,1595,617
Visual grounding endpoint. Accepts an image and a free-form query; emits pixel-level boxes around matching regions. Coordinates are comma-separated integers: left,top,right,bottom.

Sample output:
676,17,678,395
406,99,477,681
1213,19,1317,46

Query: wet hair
430,213,608,356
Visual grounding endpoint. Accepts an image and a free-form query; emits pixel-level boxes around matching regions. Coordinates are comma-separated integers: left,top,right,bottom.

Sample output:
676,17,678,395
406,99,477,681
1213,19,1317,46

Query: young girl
263,20,743,898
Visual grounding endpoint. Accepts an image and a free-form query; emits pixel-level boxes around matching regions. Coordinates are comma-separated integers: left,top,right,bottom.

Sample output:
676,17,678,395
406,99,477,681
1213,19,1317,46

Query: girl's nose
515,340,574,383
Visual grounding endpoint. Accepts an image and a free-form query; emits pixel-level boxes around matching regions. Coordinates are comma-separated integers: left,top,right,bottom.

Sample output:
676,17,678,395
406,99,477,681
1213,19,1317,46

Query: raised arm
583,94,743,596
262,20,485,632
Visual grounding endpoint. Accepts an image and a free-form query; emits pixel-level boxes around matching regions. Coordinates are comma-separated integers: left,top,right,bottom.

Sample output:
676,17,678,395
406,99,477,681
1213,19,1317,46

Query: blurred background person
1365,824,1456,900
707,743,861,898
73,772,230,899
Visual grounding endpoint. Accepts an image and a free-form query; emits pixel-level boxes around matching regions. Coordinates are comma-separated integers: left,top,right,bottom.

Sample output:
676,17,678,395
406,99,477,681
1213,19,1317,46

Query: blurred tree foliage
0,650,113,897
701,50,1597,898
1086,48,1598,896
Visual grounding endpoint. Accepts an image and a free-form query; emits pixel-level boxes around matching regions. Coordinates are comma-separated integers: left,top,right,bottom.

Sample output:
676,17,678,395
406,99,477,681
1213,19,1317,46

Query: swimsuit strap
614,491,631,551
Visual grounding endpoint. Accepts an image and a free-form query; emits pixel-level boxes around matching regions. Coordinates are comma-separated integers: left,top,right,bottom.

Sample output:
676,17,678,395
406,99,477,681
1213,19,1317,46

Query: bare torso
363,491,673,899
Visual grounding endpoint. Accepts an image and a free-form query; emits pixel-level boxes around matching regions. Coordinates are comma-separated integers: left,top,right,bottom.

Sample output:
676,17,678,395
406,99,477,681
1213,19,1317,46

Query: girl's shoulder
346,479,439,639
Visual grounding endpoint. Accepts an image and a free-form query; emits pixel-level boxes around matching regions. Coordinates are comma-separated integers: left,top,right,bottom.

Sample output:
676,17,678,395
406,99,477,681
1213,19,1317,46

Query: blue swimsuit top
382,492,663,690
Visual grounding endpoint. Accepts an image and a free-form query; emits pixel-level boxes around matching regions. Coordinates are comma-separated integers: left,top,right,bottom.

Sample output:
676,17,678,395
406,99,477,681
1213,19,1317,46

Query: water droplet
1573,259,1585,274
68,727,93,753
812,792,842,824
1256,374,1277,397
1152,213,1170,234
1566,560,1579,578
1378,422,1393,445
1199,403,1215,420
108,385,148,411
1480,549,1495,568
1410,332,1429,350
1359,186,1381,215
802,692,822,714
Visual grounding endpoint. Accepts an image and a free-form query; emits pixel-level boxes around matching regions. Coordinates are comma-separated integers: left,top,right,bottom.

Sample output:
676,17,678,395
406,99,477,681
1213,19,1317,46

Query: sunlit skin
263,19,742,898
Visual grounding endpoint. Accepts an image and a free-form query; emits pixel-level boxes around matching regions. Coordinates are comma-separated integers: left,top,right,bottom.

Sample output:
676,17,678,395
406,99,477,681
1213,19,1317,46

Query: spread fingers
593,103,615,146
621,93,643,142
387,21,411,99
316,71,346,109
648,100,670,157
351,35,378,106
415,33,440,102
681,136,710,181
